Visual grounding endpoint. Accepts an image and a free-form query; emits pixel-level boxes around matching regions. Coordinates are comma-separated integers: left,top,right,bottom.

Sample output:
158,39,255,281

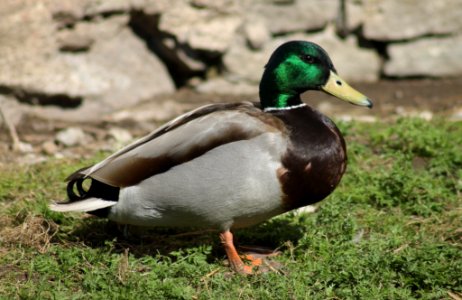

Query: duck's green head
259,41,373,111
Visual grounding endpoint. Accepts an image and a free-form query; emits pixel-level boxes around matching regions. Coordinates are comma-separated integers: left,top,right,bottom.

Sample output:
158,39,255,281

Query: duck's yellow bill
321,71,373,108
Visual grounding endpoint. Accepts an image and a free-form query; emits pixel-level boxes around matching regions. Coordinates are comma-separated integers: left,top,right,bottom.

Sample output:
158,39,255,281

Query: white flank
49,198,116,212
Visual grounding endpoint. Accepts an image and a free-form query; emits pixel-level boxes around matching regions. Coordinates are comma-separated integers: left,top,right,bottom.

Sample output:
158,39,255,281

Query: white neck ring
263,103,307,112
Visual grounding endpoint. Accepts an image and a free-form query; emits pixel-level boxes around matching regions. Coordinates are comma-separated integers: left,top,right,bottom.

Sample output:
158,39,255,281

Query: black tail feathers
66,176,119,217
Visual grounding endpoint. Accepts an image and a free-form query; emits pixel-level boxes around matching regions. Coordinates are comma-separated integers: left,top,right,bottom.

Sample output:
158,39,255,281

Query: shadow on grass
55,215,306,262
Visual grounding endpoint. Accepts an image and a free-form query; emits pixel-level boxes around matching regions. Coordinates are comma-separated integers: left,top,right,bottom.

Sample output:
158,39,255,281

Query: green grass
1,118,461,299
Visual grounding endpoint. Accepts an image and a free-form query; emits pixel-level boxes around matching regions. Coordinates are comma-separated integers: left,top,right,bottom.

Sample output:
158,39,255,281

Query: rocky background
0,0,462,162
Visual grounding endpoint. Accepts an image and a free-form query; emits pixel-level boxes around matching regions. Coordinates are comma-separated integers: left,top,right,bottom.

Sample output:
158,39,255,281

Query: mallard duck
51,41,372,274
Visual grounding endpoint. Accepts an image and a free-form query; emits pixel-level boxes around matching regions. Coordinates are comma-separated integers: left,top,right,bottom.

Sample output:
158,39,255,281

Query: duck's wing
68,102,286,187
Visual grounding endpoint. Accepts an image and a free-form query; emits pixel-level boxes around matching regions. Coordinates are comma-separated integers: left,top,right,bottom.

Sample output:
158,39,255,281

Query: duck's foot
220,231,284,275
220,231,253,275
240,249,284,274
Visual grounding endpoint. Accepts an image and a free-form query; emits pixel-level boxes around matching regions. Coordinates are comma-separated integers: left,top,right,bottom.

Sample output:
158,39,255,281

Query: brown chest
272,107,347,210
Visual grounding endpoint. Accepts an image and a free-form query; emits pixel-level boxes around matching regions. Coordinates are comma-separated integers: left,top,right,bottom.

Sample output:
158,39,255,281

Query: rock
222,37,272,84
57,32,94,52
107,127,133,150
50,0,88,28
51,24,175,119
129,10,207,82
4,0,462,125
363,0,462,41
243,16,271,50
384,35,462,77
41,140,59,155
0,95,27,127
83,0,133,16
56,14,129,51
0,0,62,94
55,127,88,147
186,15,242,53
355,115,377,123
195,78,258,95
316,101,335,115
252,0,338,35
108,128,133,145
190,0,242,13
0,1,174,122
394,107,433,120
337,115,353,122
450,107,462,121
51,0,170,24
292,205,317,215
18,153,47,165
418,111,433,121
107,100,190,123
156,37,207,73
16,141,34,154
344,0,364,32
159,2,242,53
78,26,174,107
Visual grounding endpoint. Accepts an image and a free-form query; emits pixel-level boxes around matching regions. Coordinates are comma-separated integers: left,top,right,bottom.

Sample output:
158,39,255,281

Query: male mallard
51,41,372,274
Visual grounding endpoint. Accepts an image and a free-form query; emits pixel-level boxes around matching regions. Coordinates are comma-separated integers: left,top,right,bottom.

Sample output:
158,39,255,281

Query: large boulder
385,35,462,77
222,36,273,84
0,0,174,121
157,0,339,75
159,1,242,53
243,15,271,50
252,0,338,35
362,0,462,41
51,0,169,25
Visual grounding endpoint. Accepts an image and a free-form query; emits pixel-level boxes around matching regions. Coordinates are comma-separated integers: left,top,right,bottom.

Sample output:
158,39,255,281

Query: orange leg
219,230,255,275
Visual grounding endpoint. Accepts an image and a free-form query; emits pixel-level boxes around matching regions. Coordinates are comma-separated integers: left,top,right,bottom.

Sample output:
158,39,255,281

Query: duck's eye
300,54,315,64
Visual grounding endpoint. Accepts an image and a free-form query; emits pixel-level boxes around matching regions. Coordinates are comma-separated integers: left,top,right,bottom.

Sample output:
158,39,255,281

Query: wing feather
69,102,285,187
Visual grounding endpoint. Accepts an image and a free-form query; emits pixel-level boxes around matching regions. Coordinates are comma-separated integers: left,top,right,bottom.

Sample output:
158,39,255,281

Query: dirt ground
1,78,461,166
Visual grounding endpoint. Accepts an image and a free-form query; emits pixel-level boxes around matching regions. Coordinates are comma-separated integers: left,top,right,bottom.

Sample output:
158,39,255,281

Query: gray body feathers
51,102,289,231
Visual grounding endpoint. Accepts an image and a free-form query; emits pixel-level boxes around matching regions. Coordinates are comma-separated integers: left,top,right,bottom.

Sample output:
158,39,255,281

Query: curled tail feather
49,198,116,212
50,174,120,217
